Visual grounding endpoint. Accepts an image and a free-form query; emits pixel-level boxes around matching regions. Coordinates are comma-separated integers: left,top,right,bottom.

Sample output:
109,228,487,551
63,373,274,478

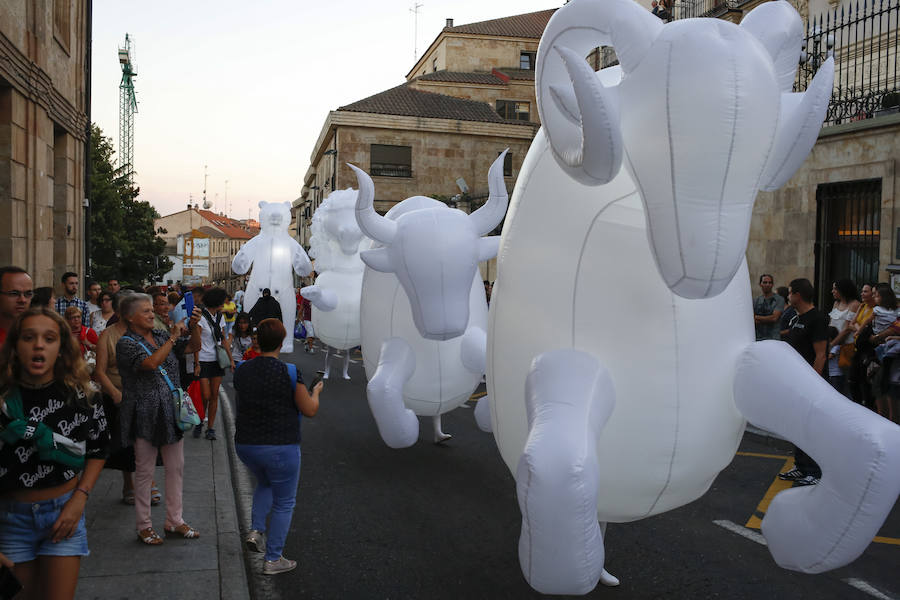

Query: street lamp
799,26,834,76
324,148,337,191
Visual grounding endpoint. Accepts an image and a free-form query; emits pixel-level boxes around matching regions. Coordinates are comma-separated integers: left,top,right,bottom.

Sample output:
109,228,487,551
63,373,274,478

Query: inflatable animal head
309,188,365,271
351,152,508,341
258,201,292,231
537,0,833,299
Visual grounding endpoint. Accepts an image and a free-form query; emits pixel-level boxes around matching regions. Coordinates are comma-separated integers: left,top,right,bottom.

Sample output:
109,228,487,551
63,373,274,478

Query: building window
53,0,71,53
496,100,530,122
520,51,536,70
370,144,413,178
432,58,438,72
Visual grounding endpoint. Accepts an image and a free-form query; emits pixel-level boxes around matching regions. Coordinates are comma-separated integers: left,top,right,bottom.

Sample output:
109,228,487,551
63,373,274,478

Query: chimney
446,18,453,27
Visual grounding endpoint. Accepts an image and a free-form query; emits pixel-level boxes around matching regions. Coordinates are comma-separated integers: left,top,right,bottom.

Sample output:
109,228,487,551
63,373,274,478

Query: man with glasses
0,265,34,344
55,271,91,327
753,273,784,341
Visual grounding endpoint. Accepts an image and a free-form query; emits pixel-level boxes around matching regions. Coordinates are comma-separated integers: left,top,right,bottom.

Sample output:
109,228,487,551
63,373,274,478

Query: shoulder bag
130,336,201,431
202,309,232,370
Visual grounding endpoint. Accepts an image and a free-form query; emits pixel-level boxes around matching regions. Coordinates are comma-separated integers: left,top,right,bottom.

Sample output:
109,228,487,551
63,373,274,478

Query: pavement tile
76,400,250,600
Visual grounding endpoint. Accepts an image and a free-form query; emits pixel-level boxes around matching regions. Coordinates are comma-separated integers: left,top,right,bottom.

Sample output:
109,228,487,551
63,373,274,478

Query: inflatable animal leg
517,349,616,595
432,415,451,444
474,395,492,433
734,341,900,572
322,346,331,379
342,352,351,380
367,337,419,448
300,285,338,312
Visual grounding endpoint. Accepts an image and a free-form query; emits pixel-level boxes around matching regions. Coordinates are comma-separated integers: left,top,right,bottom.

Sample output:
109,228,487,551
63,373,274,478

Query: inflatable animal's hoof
434,432,452,444
342,374,351,380
599,569,620,587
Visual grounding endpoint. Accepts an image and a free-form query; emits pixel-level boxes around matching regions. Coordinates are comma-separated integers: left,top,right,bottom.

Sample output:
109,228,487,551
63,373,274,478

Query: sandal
164,523,200,539
150,484,162,506
122,489,135,505
137,527,164,545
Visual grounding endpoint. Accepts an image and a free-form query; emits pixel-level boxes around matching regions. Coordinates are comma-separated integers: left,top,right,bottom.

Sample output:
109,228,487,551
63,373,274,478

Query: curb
211,387,252,600
219,387,282,600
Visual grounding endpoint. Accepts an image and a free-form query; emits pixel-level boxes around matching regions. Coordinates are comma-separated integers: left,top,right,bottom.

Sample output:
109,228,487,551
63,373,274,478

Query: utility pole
410,2,424,60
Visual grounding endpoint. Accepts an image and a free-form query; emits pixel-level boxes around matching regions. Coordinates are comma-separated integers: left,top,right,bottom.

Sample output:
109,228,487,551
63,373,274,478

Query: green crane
118,34,138,185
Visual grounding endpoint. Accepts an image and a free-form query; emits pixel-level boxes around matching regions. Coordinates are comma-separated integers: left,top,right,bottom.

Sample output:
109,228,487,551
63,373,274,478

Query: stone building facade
298,10,554,281
155,206,259,292
0,0,89,286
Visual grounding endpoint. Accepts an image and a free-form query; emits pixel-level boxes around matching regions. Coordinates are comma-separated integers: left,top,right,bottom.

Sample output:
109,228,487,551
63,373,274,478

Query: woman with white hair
116,293,202,545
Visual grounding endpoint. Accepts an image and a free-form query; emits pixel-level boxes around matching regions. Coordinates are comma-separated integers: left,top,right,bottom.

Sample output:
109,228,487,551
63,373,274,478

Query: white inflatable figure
487,0,900,595
232,201,312,353
301,189,365,380
352,152,507,447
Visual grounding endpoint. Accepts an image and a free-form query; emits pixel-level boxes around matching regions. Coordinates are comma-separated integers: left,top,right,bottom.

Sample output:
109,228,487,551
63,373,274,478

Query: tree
88,124,172,284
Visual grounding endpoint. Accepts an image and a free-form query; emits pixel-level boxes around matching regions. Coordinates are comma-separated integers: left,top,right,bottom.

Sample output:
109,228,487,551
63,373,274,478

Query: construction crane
118,34,138,185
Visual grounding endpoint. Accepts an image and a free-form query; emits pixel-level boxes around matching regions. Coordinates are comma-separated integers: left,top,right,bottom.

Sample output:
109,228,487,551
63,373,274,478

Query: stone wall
0,0,87,285
410,34,540,79
331,125,533,210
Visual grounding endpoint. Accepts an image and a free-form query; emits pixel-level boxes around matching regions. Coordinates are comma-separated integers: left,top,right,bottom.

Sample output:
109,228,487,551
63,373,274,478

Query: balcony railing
795,0,900,126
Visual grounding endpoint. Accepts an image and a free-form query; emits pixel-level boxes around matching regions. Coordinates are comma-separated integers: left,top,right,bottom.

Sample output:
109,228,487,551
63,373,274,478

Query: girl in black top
0,307,109,600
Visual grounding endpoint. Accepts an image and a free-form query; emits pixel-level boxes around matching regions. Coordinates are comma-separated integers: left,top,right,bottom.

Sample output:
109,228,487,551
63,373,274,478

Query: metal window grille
370,144,412,178
814,179,882,307
795,0,900,126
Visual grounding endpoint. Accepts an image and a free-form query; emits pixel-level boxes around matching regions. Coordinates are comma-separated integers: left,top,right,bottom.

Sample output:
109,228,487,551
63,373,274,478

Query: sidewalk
75,393,249,600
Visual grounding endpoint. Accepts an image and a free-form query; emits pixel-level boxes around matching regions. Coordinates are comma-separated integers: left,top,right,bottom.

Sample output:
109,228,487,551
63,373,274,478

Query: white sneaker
263,556,297,575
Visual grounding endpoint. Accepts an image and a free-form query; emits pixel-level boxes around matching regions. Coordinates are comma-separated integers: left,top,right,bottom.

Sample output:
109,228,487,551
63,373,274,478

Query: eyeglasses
0,290,34,299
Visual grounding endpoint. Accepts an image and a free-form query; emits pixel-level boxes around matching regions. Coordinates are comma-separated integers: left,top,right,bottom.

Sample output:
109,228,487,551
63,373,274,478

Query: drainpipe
83,0,93,279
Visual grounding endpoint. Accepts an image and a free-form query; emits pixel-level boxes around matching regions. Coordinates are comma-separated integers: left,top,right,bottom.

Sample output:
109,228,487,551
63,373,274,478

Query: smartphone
0,565,22,600
184,291,194,317
308,370,325,392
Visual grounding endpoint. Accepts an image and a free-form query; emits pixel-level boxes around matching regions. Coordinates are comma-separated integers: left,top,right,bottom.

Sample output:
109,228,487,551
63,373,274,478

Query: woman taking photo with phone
0,307,109,599
233,318,322,575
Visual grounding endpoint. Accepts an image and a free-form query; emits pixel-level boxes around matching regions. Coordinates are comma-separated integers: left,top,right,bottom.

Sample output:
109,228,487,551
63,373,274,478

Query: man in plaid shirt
55,271,90,327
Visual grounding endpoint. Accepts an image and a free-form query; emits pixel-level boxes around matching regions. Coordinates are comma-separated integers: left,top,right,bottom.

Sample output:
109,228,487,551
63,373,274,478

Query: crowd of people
753,274,900,486
0,266,325,597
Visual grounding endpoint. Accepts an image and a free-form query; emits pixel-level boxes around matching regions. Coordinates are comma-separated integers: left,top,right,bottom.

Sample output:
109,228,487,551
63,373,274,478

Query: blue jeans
235,444,301,561
0,490,90,563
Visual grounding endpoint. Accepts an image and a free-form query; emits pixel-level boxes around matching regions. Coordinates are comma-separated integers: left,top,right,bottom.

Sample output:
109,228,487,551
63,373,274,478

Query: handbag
131,336,201,432
202,309,232,370
838,344,855,369
294,322,307,340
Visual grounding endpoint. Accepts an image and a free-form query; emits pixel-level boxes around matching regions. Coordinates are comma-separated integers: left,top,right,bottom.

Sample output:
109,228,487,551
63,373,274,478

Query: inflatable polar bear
301,188,366,379
232,201,312,353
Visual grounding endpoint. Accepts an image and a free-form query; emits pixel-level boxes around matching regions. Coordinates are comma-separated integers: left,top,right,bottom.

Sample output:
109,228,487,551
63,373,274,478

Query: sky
90,0,562,221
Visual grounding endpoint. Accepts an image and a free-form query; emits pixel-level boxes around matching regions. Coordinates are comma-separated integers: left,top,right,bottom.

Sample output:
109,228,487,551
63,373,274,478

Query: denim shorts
0,490,90,562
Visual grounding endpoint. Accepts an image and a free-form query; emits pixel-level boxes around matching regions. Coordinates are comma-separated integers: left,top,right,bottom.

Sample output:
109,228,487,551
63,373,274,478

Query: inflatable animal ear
741,1,834,191
281,201,291,208
258,201,268,208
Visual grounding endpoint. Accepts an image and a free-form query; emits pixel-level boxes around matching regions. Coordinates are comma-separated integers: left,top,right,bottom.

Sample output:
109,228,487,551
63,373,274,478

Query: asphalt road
245,347,900,600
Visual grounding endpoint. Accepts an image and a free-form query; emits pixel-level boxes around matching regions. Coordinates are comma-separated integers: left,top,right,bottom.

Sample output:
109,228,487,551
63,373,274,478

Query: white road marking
843,579,897,600
713,519,767,545
713,520,895,599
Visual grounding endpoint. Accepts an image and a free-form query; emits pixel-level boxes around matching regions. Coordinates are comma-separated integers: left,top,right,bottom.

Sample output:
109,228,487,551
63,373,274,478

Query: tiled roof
198,226,227,238
417,71,506,85
495,68,536,81
197,210,257,239
339,84,532,125
444,9,556,39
